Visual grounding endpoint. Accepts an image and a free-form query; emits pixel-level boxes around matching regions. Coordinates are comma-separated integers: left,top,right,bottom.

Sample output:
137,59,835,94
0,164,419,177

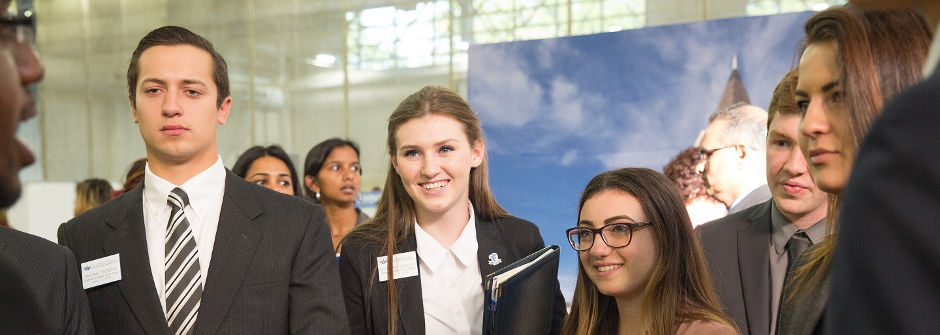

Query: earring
315,192,320,202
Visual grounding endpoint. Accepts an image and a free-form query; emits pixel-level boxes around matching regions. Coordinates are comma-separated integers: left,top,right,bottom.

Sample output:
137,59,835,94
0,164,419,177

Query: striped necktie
165,187,203,335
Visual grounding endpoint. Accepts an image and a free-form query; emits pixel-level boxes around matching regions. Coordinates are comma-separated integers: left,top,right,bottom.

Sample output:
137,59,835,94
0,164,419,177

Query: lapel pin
487,252,502,266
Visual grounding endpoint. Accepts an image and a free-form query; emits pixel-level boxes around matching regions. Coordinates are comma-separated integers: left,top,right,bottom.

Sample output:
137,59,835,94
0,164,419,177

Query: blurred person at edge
776,6,930,335
0,0,94,333
663,146,727,227
820,0,940,333
562,168,737,335
697,68,829,335
232,144,302,196
303,138,369,255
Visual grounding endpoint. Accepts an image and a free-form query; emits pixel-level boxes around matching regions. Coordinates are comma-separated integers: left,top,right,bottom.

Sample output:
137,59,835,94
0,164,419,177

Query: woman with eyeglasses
562,167,736,335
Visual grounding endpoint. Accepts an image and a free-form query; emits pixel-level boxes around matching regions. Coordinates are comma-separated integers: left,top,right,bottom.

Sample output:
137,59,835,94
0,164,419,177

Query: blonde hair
75,178,113,216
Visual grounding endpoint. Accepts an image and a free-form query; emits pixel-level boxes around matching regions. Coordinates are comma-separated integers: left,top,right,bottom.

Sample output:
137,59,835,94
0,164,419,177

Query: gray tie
165,187,203,335
786,230,812,270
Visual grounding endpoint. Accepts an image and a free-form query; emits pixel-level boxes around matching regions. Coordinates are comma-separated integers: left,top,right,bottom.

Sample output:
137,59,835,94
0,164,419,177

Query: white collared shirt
142,157,226,315
923,22,940,77
414,202,484,335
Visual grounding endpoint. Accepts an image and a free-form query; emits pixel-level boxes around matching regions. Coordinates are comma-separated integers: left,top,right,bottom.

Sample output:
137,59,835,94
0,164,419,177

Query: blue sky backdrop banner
467,11,814,302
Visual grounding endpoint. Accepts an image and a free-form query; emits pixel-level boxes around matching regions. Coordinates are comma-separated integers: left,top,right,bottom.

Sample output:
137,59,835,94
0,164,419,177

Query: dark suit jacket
826,61,940,333
697,200,773,335
728,185,771,214
57,171,349,335
0,226,93,335
339,215,566,335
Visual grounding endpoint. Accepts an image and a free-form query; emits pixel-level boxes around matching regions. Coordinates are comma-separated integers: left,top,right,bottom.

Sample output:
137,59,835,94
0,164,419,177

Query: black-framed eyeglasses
0,5,35,46
565,222,652,251
698,145,737,161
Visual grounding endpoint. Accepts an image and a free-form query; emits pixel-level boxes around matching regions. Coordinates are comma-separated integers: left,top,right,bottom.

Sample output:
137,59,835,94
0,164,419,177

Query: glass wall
28,0,843,189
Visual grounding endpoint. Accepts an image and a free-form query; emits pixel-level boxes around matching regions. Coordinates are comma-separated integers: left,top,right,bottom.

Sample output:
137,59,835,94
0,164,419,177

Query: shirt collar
729,185,761,210
143,156,226,221
414,200,478,273
923,21,940,77
770,201,827,255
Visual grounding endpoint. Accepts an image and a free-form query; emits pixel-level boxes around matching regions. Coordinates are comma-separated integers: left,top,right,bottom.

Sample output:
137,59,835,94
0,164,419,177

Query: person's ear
217,96,232,125
304,175,320,194
130,95,139,123
470,139,484,168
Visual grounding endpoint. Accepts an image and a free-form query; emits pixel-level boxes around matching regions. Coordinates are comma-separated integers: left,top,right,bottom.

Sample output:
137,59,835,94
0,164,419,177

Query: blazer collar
396,231,425,335
101,182,171,335
194,171,263,334
738,199,773,335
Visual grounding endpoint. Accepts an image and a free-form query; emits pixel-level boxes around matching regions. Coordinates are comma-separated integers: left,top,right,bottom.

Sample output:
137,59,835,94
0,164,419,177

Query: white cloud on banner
471,47,544,128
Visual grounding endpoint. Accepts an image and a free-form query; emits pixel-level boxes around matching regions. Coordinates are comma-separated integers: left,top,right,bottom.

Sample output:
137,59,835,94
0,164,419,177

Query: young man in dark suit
697,70,828,335
828,1,940,333
58,26,348,334
0,1,93,334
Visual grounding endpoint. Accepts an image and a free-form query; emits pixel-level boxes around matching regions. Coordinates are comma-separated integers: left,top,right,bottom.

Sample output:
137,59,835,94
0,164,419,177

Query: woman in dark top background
232,144,302,196
304,138,369,254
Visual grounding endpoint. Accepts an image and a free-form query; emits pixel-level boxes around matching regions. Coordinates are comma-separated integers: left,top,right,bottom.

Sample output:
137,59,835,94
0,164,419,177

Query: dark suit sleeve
289,206,350,334
61,246,94,335
57,221,71,247
338,238,371,335
827,74,940,334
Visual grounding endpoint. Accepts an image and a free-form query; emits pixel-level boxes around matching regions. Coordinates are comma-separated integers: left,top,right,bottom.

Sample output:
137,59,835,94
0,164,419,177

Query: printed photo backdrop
468,11,814,302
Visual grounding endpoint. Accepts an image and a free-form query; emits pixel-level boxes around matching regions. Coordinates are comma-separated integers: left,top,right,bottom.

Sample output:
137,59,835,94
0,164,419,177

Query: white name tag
376,251,419,282
81,254,122,289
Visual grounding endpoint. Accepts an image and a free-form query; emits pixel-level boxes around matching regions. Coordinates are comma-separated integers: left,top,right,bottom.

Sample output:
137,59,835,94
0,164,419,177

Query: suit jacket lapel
395,232,425,335
102,184,170,335
195,172,262,334
475,216,506,281
737,201,772,335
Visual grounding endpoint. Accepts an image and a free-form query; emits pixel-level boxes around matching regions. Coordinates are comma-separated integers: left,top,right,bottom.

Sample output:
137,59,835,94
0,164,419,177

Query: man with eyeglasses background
697,102,771,214
0,0,94,334
696,70,828,335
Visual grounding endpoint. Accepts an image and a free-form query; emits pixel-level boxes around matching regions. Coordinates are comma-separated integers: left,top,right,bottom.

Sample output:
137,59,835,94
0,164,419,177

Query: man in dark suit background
0,1,94,334
698,103,772,214
828,1,940,333
698,70,828,335
58,26,348,334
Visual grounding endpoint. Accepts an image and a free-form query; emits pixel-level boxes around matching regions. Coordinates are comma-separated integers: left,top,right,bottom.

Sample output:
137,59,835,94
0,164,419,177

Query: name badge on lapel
81,254,122,289
376,251,419,282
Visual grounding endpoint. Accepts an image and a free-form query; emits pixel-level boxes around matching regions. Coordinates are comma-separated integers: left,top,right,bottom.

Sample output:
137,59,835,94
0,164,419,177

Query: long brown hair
789,6,930,300
344,86,508,334
561,168,734,335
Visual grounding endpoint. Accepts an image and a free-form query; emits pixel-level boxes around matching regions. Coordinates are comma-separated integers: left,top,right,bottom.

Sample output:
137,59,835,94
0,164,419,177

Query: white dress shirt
414,203,484,335
923,22,940,77
143,157,226,315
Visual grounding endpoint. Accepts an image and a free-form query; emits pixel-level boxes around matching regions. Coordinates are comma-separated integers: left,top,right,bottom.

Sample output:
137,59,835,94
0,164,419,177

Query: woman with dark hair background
232,144,301,196
563,167,735,335
776,6,931,334
304,138,369,254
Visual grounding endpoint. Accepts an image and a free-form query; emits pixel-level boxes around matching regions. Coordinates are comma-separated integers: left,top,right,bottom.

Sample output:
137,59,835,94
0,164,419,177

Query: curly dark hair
662,147,708,204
